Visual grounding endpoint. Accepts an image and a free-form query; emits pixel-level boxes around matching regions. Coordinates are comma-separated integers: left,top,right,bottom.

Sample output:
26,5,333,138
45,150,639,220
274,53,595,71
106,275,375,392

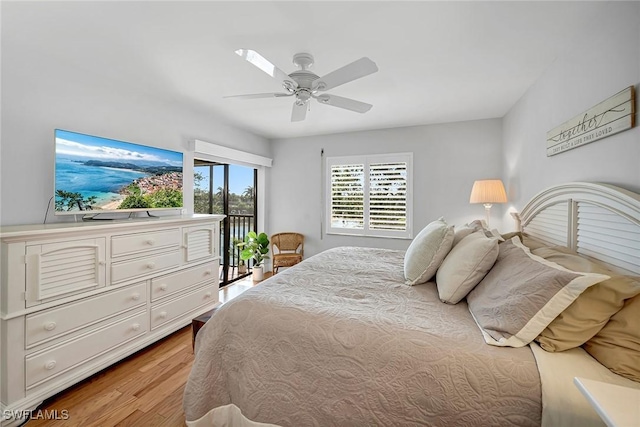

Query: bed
183,182,640,427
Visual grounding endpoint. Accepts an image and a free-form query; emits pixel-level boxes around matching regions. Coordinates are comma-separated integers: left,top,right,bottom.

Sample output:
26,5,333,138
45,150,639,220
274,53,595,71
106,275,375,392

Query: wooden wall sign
546,86,636,156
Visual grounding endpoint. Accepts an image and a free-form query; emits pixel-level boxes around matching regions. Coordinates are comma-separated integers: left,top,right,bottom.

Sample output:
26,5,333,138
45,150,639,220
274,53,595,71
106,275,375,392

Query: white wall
268,119,503,258
502,2,640,226
0,46,270,226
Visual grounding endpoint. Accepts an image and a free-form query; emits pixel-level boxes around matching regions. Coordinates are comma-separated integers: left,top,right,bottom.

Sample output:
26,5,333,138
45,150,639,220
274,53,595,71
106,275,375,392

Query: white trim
192,140,272,168
325,152,413,239
190,140,272,236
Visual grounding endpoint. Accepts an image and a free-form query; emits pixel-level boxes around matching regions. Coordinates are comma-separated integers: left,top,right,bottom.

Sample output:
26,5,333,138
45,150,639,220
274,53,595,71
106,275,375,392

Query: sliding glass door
194,160,257,286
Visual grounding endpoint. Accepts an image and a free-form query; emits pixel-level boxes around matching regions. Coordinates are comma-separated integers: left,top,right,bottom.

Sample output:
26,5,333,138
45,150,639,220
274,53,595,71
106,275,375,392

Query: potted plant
237,231,270,281
237,259,247,275
231,238,247,274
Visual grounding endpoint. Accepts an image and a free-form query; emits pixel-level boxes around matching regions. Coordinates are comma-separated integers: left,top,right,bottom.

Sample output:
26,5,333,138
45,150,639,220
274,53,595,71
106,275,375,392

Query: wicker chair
271,232,304,274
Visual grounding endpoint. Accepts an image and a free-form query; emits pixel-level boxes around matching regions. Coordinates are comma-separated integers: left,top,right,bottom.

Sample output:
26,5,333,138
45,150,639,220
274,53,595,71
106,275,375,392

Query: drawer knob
132,323,141,331
145,239,155,246
160,284,168,291
44,360,56,370
204,269,212,276
159,311,167,319
146,262,156,269
205,292,212,298
43,322,57,331
131,293,141,301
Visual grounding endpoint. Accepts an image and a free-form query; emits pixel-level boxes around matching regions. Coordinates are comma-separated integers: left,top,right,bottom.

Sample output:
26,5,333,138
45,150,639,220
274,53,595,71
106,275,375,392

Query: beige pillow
404,218,454,285
520,233,550,250
436,231,499,304
583,295,640,382
466,238,609,347
533,246,640,352
452,227,476,247
452,219,503,246
452,220,484,246
500,231,523,242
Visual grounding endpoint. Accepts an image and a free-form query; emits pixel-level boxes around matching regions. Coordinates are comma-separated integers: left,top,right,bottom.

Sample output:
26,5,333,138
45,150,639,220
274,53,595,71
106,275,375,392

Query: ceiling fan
225,49,379,122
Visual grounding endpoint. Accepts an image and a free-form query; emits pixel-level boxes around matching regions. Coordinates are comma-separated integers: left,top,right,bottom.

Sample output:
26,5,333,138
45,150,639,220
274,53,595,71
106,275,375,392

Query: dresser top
0,214,225,239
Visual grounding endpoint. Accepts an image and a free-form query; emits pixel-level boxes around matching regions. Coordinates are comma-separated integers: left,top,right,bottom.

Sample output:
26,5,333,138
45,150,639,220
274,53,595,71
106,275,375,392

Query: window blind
330,164,364,229
369,162,407,231
326,153,412,239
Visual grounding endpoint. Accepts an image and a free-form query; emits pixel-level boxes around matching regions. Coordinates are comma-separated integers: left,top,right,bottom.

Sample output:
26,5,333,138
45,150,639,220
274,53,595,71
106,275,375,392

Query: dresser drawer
151,261,218,302
151,285,217,330
26,311,147,388
25,282,147,348
111,229,180,257
111,250,181,283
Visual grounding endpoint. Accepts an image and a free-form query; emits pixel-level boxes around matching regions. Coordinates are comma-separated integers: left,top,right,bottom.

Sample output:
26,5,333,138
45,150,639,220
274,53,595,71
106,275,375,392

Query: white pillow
436,231,499,304
404,218,454,285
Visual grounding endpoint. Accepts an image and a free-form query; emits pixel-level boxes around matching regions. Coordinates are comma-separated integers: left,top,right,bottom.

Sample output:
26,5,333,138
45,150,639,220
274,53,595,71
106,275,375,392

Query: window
326,153,413,239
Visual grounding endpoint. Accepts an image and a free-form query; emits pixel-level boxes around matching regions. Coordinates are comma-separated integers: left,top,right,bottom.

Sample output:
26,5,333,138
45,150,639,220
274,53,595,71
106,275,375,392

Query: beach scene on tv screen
55,130,183,212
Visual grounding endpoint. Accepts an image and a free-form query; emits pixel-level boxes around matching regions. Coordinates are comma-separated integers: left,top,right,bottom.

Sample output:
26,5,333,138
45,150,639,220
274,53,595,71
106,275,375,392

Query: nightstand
574,377,640,427
192,307,220,350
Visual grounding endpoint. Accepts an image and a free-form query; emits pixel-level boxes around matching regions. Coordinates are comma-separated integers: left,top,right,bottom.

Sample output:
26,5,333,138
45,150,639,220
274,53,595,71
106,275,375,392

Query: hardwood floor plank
138,335,192,373
83,403,140,427
67,391,137,427
133,363,193,413
29,389,124,427
156,410,188,427
117,359,186,398
149,384,187,419
113,410,149,427
143,413,172,427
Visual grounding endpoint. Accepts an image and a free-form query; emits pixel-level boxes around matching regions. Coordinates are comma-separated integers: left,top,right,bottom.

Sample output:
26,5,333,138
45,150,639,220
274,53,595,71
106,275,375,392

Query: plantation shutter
326,153,412,239
369,162,407,231
330,163,365,230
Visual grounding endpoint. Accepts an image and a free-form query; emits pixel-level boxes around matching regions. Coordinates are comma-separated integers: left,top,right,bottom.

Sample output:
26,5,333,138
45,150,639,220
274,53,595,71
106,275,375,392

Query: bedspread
184,247,541,426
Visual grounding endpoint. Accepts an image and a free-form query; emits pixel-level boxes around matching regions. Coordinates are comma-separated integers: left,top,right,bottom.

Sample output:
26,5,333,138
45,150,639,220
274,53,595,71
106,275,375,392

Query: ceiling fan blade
291,102,307,122
315,94,373,113
235,49,297,91
314,57,378,91
224,93,293,99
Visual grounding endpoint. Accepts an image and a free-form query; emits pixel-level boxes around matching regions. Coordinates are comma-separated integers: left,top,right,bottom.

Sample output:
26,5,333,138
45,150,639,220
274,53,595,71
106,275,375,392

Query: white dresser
0,214,223,425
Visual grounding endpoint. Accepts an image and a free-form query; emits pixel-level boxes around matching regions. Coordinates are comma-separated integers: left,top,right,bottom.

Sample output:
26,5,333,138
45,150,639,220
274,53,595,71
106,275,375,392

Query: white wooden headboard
513,182,640,275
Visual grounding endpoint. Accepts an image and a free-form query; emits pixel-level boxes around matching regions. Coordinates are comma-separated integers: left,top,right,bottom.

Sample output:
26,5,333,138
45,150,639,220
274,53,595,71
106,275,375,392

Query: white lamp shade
469,180,507,204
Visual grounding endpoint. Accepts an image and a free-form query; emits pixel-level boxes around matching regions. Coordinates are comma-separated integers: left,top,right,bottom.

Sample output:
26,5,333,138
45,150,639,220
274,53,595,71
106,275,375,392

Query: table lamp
469,179,507,226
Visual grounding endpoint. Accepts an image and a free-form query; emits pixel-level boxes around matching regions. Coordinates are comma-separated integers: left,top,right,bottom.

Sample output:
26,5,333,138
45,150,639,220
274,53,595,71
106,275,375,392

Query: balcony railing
222,214,254,283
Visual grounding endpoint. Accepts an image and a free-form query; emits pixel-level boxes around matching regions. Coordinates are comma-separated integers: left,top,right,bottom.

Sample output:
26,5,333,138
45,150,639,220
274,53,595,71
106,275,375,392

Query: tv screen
55,129,184,215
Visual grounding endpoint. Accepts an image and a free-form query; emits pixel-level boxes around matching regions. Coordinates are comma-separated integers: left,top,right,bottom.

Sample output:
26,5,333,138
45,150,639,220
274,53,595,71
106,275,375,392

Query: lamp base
483,203,493,227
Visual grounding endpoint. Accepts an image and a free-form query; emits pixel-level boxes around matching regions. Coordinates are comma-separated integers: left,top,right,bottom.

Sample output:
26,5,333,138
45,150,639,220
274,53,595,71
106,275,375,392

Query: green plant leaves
257,233,269,246
236,231,270,266
240,248,254,261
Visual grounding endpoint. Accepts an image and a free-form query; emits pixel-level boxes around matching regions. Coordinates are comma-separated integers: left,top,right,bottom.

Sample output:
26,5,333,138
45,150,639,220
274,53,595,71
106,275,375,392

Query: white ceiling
3,1,613,139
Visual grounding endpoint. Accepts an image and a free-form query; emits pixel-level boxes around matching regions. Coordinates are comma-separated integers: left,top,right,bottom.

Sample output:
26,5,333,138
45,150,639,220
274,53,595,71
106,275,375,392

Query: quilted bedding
184,247,541,426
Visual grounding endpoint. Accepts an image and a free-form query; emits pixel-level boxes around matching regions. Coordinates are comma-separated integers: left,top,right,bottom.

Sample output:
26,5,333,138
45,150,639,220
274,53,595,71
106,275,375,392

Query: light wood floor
26,274,268,426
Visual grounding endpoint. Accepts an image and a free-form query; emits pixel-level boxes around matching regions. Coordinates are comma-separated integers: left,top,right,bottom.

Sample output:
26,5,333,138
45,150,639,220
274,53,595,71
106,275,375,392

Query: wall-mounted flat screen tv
54,129,184,215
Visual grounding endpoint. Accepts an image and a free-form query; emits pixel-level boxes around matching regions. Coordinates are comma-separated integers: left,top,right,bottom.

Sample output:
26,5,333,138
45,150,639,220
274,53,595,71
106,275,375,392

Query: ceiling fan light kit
226,49,378,122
